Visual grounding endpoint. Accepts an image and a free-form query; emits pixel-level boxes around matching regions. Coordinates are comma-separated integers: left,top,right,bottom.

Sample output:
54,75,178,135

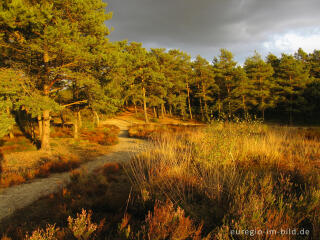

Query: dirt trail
0,119,145,223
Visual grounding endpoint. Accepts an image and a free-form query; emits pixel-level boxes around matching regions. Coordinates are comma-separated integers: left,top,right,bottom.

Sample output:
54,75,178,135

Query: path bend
0,119,145,224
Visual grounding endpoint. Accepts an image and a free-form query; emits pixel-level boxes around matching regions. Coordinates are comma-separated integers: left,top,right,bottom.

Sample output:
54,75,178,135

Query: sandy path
0,119,145,223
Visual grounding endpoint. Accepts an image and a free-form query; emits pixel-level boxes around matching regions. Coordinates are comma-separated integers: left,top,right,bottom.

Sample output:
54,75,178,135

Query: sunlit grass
127,122,320,238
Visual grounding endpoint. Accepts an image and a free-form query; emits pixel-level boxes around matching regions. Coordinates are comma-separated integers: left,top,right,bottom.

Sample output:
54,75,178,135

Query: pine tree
0,0,112,150
212,49,237,119
308,50,320,79
230,66,255,118
0,68,20,138
193,55,216,121
244,51,275,120
163,49,194,119
278,54,310,124
125,43,164,123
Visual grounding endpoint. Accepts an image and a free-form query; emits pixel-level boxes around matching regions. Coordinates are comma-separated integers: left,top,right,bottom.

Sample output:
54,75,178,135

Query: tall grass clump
127,122,320,239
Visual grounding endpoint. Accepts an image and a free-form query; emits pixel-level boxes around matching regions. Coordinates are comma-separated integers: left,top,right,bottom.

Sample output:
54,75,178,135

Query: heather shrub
119,200,209,240
81,125,120,145
23,209,100,240
68,209,98,240
25,224,59,240
139,200,204,240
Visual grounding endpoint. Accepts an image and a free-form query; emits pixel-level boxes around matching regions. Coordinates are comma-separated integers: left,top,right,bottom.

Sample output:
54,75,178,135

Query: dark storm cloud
104,0,320,63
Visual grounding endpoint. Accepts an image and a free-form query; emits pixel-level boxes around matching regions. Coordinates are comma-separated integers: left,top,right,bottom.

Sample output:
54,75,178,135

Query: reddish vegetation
81,127,120,145
0,173,26,188
0,154,80,188
0,124,120,189
50,127,73,138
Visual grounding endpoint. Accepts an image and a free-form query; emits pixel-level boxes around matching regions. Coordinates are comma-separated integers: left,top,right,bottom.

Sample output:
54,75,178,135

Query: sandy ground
0,118,146,223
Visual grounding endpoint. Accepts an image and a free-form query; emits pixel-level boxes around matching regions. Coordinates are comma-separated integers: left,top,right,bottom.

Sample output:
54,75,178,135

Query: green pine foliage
244,51,275,120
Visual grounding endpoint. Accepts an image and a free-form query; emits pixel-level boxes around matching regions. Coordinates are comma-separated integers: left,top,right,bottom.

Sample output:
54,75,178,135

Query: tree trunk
153,107,157,118
142,86,149,123
204,99,208,121
40,47,51,151
38,115,43,139
93,111,100,127
40,82,51,151
41,109,51,151
134,103,137,114
9,131,14,139
202,84,209,121
187,84,193,120
227,86,231,119
199,97,204,121
60,111,65,127
261,95,265,121
242,95,247,119
169,105,172,116
161,103,165,119
289,75,293,125
260,76,264,121
31,121,35,141
74,112,79,139
78,111,82,129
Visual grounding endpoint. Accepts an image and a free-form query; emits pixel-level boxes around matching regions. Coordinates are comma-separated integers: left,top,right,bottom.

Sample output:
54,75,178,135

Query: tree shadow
15,113,41,149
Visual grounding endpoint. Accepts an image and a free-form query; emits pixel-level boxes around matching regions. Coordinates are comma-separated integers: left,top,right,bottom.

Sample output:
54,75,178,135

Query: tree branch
63,100,88,108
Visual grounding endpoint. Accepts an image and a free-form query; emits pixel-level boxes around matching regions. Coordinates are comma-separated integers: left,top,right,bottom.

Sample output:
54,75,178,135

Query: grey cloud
104,0,320,63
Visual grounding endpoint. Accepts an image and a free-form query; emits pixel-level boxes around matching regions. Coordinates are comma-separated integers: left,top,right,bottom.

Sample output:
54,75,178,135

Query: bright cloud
263,29,320,54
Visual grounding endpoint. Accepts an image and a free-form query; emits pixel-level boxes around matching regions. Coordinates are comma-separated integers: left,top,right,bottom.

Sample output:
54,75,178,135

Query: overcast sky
104,0,320,64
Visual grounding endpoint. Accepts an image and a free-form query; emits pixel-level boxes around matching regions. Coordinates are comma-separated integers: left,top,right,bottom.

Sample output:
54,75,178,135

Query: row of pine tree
0,0,319,150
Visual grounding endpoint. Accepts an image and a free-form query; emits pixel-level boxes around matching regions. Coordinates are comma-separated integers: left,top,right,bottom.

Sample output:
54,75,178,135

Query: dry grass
127,122,320,239
128,123,205,139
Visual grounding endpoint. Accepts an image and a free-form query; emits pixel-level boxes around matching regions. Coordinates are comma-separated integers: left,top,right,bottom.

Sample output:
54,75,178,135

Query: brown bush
0,173,26,187
102,162,121,175
140,200,203,240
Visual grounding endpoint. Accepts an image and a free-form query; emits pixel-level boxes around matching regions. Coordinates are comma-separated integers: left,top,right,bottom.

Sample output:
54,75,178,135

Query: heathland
0,0,320,239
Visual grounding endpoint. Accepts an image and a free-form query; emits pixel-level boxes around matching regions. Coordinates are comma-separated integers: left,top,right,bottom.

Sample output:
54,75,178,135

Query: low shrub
0,154,80,188
22,209,100,240
81,125,120,146
50,127,73,138
0,172,26,187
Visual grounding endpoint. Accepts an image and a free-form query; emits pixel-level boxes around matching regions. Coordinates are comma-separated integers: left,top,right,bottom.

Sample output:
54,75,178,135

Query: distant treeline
0,0,319,150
